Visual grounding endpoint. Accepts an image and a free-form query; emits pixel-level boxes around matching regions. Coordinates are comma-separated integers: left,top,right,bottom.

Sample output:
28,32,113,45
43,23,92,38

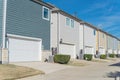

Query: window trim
66,17,70,26
93,29,96,36
42,6,49,21
71,19,74,28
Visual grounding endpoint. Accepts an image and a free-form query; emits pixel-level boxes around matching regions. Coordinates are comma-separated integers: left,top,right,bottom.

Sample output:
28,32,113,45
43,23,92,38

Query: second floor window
66,17,70,26
71,19,74,28
93,29,96,36
43,6,49,20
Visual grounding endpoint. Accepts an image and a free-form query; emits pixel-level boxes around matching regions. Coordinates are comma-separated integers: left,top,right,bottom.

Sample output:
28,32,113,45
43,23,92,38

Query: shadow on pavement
109,62,120,67
107,71,120,78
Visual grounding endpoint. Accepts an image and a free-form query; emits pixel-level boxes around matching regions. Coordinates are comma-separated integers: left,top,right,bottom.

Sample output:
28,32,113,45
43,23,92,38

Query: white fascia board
7,34,42,41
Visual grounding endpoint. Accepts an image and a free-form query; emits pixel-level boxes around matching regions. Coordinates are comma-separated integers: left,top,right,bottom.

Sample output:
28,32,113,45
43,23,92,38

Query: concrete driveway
13,62,72,74
13,59,120,80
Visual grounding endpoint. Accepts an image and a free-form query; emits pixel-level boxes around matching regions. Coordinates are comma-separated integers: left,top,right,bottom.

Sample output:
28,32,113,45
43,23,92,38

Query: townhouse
107,34,114,56
80,22,98,58
0,0,120,64
0,0,53,63
97,29,107,55
51,8,83,59
113,37,119,55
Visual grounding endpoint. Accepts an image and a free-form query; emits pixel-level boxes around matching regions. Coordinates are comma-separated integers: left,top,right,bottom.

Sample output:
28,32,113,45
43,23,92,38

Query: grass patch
0,64,44,80
67,59,89,67
92,59,108,63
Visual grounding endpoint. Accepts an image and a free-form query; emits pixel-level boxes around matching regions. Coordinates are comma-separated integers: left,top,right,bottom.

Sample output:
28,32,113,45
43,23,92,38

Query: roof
52,10,82,22
32,0,54,9
81,22,99,30
33,1,120,40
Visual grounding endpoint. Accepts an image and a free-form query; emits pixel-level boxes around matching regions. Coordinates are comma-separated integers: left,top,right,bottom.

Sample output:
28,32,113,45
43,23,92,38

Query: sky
44,0,120,38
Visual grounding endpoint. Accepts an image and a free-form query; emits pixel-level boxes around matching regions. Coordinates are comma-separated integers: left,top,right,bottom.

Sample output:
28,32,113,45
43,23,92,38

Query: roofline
80,22,99,30
106,32,120,40
31,0,54,9
52,10,82,22
98,29,107,34
51,3,120,40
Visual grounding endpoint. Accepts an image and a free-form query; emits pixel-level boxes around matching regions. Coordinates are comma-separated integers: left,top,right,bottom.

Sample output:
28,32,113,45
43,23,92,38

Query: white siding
51,12,83,58
58,13,80,57
79,24,84,50
51,13,58,48
84,25,96,55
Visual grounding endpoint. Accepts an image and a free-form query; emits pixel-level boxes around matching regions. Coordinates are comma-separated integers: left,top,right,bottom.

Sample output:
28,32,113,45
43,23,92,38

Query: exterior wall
0,0,3,63
113,38,118,54
98,31,107,54
51,13,58,48
59,13,80,57
118,41,120,54
107,35,113,54
79,24,84,53
51,12,82,58
84,25,96,55
96,30,99,51
6,0,51,50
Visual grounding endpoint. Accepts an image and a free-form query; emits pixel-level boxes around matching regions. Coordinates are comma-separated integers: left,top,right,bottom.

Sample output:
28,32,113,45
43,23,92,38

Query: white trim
42,6,50,21
2,0,7,48
7,34,42,41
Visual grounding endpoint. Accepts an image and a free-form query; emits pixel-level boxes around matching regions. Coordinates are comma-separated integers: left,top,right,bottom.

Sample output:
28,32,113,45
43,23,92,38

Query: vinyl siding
59,13,80,56
0,0,3,46
51,12,81,57
96,30,99,51
84,25,96,54
6,0,51,50
99,31,107,50
107,35,113,53
0,0,3,62
113,38,118,50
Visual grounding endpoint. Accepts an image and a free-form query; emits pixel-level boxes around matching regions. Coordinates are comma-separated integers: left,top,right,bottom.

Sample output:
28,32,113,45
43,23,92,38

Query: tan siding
96,30,99,51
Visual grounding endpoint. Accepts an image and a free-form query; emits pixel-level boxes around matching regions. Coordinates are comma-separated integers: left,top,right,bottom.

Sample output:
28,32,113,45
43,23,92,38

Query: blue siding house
0,0,53,63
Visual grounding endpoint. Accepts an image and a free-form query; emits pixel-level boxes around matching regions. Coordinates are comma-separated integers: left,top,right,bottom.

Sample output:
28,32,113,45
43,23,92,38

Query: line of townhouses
0,0,120,63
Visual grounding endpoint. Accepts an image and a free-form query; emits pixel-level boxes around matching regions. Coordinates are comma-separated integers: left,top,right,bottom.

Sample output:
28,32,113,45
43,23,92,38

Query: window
71,19,74,28
66,17,70,26
103,34,104,38
93,29,96,36
42,6,49,20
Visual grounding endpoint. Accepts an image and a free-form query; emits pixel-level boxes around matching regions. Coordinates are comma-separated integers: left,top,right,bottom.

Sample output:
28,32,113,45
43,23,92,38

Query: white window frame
42,6,49,21
71,19,74,28
66,17,70,26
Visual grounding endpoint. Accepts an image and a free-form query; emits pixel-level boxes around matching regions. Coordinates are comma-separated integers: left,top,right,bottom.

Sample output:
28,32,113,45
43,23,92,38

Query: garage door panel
85,47,94,54
99,48,105,54
8,37,41,62
59,44,76,58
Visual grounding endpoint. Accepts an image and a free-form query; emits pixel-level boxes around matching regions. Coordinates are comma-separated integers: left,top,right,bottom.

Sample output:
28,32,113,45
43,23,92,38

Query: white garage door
59,44,76,58
108,49,112,54
99,48,105,54
114,50,117,54
8,35,42,62
85,47,94,55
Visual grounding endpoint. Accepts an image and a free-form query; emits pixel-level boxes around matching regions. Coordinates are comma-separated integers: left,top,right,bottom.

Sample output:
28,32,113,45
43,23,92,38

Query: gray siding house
0,0,53,63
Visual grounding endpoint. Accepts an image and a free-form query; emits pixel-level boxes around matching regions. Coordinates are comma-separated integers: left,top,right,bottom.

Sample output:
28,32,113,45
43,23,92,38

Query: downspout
2,0,7,48
1,0,7,64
